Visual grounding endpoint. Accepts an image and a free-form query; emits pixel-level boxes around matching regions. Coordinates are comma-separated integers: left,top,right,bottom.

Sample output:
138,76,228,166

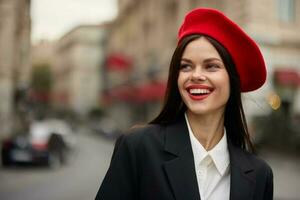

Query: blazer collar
228,142,256,200
164,115,191,156
162,115,257,200
163,115,201,200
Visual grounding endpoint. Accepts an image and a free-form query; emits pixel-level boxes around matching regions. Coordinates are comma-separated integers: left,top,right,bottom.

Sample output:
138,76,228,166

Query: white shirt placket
197,155,213,198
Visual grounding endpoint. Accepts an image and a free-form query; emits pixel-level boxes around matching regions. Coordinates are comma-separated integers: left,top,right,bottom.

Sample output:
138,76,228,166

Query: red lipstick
186,85,213,101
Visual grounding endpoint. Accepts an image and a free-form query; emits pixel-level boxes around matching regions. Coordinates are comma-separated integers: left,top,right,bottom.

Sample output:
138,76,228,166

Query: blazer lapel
228,142,256,200
163,116,201,200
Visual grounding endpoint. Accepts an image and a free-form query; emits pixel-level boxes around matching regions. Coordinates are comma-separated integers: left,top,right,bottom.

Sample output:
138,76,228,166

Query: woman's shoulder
237,147,273,173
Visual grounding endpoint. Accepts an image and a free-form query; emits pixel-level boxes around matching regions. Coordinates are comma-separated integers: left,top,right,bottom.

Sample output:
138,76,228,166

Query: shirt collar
185,113,230,176
208,129,230,175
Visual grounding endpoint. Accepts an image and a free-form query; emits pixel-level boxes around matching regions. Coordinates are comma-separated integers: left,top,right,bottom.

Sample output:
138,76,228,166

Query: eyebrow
181,57,223,63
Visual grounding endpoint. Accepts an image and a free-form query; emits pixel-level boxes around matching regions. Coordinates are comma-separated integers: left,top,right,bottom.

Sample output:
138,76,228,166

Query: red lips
186,85,213,90
186,85,213,101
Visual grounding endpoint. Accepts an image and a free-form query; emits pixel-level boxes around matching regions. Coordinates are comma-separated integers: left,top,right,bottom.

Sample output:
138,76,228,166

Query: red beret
178,8,266,92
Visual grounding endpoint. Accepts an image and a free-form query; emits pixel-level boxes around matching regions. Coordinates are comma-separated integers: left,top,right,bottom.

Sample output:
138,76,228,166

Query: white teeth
189,88,210,94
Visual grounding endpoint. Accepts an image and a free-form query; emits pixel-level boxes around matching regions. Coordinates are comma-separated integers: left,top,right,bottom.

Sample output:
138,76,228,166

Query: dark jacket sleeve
263,166,274,200
95,135,138,200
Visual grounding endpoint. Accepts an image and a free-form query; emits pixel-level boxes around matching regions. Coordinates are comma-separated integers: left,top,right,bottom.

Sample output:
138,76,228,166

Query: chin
186,103,226,116
186,105,209,115
188,109,209,116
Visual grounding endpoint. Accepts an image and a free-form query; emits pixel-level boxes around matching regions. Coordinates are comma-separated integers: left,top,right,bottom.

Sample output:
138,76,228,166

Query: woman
95,8,273,200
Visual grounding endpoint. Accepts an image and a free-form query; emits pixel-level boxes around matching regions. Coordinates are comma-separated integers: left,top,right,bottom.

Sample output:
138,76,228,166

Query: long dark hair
150,34,254,152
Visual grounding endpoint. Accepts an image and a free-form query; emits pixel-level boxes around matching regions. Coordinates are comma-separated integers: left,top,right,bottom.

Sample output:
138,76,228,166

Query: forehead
182,37,222,60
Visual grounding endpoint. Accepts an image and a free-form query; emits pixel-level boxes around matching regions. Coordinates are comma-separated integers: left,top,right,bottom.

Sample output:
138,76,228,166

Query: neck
186,110,225,150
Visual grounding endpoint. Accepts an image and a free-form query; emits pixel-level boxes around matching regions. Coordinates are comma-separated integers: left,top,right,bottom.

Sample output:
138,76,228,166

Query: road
259,148,300,200
0,128,115,200
0,128,299,200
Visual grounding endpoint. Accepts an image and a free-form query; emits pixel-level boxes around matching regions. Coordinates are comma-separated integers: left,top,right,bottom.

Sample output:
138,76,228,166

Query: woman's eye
206,63,220,71
180,64,191,71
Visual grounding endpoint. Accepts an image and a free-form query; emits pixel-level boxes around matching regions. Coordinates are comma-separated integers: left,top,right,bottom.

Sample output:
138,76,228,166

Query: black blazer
95,116,273,200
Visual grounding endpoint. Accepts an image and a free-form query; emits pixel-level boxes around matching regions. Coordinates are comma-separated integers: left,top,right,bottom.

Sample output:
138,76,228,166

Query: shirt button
198,169,205,178
198,170,202,176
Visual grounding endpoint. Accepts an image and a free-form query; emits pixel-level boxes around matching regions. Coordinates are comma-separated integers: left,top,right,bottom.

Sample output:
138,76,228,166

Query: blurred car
251,110,300,152
1,119,76,168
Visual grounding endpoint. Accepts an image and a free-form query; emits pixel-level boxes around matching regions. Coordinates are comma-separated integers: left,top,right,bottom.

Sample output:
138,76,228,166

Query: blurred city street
0,127,115,200
259,149,300,200
0,1,300,200
0,126,299,200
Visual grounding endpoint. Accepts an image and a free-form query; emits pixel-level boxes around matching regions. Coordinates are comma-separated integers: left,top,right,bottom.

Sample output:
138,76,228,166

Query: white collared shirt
185,114,230,200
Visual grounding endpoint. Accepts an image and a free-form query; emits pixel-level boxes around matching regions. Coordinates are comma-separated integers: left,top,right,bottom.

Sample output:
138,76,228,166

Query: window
277,0,296,23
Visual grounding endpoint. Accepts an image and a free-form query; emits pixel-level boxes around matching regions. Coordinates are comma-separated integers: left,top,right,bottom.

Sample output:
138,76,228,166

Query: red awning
103,85,135,102
135,81,167,102
274,69,300,87
102,81,167,103
106,53,132,71
29,90,50,102
52,92,69,103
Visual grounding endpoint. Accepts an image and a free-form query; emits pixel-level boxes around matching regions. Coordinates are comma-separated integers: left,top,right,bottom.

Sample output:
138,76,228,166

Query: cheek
177,74,187,100
220,75,230,100
214,73,230,96
177,73,185,90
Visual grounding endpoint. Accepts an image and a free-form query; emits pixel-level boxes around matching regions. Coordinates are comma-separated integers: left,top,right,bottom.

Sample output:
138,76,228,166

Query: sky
31,0,118,43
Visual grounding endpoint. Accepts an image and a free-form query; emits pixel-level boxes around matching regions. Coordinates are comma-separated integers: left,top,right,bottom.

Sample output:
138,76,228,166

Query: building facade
0,0,31,137
31,40,55,67
103,0,300,129
53,25,108,116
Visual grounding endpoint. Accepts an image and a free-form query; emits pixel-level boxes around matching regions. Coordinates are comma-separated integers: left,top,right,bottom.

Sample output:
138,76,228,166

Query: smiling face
177,37,230,117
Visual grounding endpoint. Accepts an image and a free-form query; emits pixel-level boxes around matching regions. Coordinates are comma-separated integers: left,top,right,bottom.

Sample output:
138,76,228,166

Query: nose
191,67,206,81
